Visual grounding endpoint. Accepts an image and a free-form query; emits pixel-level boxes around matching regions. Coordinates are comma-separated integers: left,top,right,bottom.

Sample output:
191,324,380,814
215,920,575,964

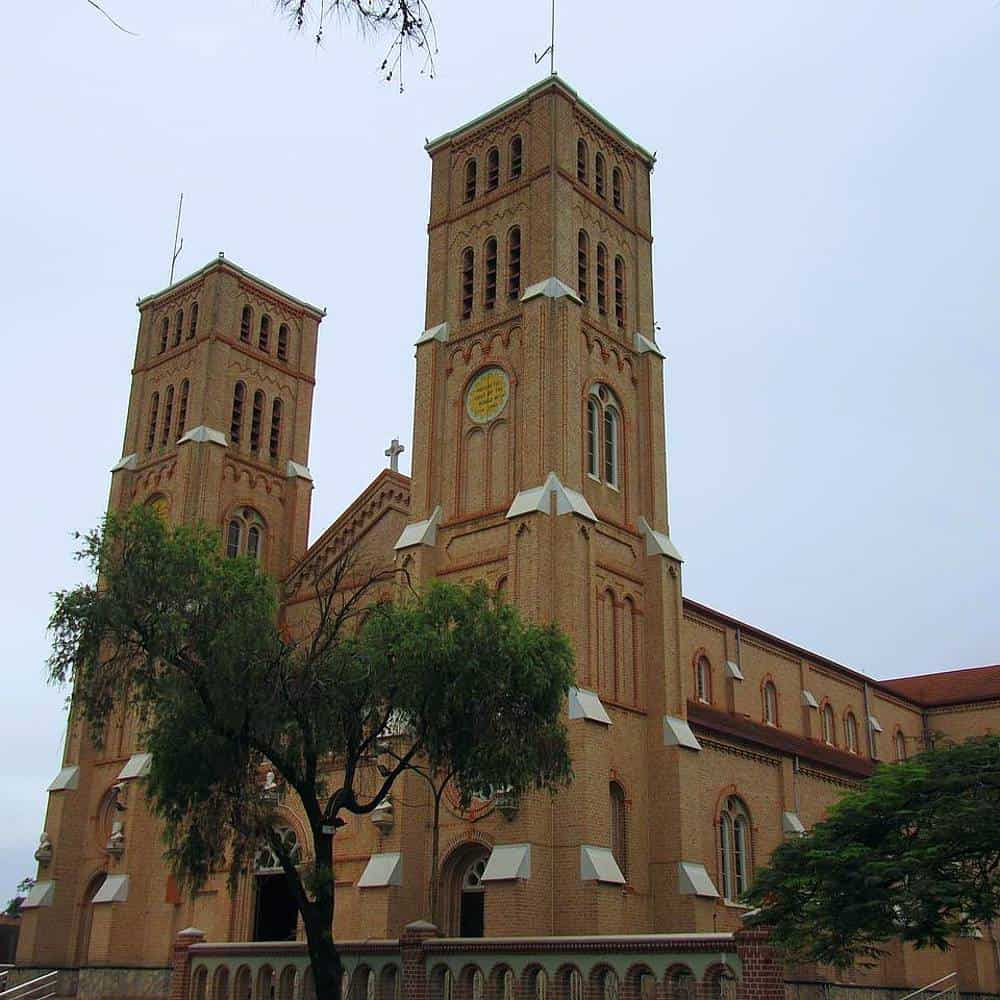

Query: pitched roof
881,664,1000,708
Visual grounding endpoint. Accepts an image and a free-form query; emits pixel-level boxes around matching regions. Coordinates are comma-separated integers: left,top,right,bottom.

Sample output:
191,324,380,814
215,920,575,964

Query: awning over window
116,752,152,781
568,687,612,726
357,852,402,888
782,811,806,835
481,843,531,882
662,715,701,751
22,881,56,908
677,861,718,898
580,845,625,885
93,874,129,904
48,765,80,791
801,690,819,709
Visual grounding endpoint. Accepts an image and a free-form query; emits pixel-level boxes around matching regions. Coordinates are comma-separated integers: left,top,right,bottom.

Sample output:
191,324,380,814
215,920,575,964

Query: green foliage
3,877,35,917
744,735,1000,967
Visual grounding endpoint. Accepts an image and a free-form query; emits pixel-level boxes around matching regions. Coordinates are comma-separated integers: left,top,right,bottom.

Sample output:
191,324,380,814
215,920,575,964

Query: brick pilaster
735,927,784,1000
400,920,438,1000
167,927,205,1000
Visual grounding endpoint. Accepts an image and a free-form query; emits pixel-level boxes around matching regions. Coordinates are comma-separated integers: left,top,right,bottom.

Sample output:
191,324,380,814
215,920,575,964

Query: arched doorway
441,844,490,937
253,826,302,941
75,873,107,965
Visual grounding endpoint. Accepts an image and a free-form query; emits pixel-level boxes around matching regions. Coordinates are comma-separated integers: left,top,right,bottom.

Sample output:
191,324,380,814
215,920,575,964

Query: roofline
425,75,656,166
682,597,925,707
136,256,327,319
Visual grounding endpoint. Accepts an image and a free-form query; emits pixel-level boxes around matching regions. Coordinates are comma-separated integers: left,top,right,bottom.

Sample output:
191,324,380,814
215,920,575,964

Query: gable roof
881,664,1000,708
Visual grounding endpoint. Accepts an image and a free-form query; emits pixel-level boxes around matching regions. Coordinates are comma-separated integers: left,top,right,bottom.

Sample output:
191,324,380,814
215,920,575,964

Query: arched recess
664,965,696,1000
462,427,486,514
487,419,509,508
74,872,107,965
598,587,618,701
620,597,638,707
439,841,491,937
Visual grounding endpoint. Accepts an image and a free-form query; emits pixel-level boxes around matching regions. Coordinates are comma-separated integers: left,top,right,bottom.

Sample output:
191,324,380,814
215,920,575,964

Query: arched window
259,314,271,352
576,139,588,183
159,316,169,353
250,390,265,452
894,730,907,762
763,681,778,726
612,167,624,211
277,323,289,362
464,158,477,202
595,152,606,198
226,519,242,559
596,243,608,315
177,379,190,436
486,147,500,191
509,135,523,179
269,399,282,459
188,302,198,339
719,795,751,901
614,255,626,329
821,703,836,746
225,507,265,561
603,405,619,486
230,382,246,445
461,248,474,320
240,306,252,343
161,385,175,446
577,230,589,302
146,392,160,452
484,237,498,309
507,227,521,300
173,310,183,348
845,712,859,753
610,781,627,879
586,398,599,477
696,656,711,704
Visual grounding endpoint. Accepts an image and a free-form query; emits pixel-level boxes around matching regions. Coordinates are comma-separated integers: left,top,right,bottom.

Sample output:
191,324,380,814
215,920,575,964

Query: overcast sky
1,1,997,902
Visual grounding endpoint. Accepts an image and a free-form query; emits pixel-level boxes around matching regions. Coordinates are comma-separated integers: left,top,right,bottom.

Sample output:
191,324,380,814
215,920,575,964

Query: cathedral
15,76,1000,997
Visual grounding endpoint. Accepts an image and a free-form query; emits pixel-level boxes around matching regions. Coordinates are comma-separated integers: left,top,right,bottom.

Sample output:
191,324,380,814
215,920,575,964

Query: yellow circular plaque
466,367,510,423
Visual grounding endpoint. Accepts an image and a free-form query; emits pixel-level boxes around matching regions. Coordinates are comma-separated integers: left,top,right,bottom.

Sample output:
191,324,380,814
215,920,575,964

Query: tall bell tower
395,77,688,934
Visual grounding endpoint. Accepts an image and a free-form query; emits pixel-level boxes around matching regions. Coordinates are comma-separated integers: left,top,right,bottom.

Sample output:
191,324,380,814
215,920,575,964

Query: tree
48,506,574,1000
364,585,574,925
744,735,1000,968
4,877,35,918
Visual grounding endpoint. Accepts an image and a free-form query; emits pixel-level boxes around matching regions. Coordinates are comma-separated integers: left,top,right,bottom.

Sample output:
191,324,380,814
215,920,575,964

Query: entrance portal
458,855,487,938
253,874,298,942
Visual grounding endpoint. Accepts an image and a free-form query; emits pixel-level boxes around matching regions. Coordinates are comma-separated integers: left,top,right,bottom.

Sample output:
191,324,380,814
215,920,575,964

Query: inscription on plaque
466,367,510,424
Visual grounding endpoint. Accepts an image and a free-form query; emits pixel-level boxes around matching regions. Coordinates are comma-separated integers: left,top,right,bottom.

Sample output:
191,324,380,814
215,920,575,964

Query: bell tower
396,77,688,934
110,255,324,575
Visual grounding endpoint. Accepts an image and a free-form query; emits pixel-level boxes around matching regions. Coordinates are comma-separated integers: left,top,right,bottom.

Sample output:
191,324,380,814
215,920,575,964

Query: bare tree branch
86,0,138,35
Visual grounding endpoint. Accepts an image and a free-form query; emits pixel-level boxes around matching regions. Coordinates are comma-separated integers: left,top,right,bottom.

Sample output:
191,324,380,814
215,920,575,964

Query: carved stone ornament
34,832,53,864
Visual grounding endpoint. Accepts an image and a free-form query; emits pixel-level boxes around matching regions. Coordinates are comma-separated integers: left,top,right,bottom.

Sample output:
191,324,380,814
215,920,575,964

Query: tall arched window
230,382,246,445
577,139,588,183
188,302,199,339
586,397,599,477
595,152,606,198
509,135,523,179
696,656,711,704
612,167,624,211
507,227,521,300
763,681,778,726
240,306,252,343
486,147,500,191
259,314,271,352
177,380,190,436
146,392,160,452
894,730,907,762
464,158,477,202
161,385,175,446
845,712,859,753
277,323,289,361
461,248,474,319
614,255,626,329
603,405,619,486
159,316,169,353
226,519,242,559
719,796,751,901
250,390,265,452
173,310,183,348
821,703,836,745
596,243,608,315
610,781,627,879
225,507,265,561
484,237,498,309
577,230,589,302
269,399,282,459
247,525,262,561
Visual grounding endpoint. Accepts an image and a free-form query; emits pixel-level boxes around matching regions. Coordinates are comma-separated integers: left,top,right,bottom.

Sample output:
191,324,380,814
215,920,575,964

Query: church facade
16,76,1000,995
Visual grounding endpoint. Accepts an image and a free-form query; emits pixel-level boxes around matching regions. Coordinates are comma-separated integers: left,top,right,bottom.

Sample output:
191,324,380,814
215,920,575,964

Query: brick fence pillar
734,928,784,1000
167,927,206,1000
400,920,439,1000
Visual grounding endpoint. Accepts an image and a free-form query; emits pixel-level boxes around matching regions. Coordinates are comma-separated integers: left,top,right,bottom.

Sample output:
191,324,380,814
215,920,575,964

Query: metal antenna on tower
169,193,184,285
533,0,556,75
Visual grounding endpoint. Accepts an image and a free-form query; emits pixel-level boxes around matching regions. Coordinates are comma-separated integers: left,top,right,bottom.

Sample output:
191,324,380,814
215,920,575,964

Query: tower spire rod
169,192,184,286
533,0,556,76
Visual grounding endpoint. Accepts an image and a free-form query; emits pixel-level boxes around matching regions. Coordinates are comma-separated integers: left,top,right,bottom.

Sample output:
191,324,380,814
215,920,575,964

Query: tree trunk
428,785,444,928
302,828,342,1000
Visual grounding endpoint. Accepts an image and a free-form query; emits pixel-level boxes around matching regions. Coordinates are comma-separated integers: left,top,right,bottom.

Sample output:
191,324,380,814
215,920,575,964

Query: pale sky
1,1,997,902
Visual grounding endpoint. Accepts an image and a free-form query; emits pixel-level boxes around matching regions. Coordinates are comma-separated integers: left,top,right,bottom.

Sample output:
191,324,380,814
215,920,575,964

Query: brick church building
15,76,1000,996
